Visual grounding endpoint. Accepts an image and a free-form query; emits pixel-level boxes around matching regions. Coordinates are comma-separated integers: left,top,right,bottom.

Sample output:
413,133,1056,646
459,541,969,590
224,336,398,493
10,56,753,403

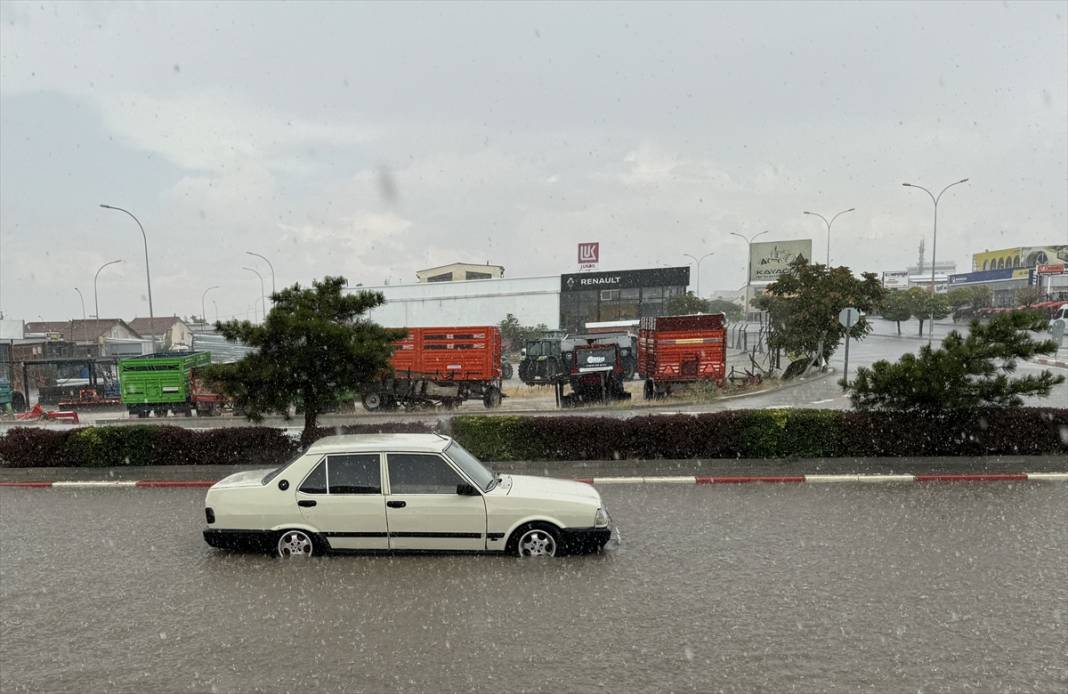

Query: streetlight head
846,208,856,212
99,203,111,209
958,178,969,184
901,183,912,187
803,211,813,215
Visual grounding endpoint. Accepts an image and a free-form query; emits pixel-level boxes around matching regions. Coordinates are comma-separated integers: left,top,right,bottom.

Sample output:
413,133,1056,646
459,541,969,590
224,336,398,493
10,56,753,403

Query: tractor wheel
482,386,502,409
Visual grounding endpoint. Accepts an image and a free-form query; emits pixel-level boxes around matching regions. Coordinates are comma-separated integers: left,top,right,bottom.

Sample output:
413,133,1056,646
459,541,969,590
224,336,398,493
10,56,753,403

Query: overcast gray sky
1,1,1065,322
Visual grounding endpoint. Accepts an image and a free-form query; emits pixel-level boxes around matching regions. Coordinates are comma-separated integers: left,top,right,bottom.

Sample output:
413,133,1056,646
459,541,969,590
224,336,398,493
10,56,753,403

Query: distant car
203,434,618,558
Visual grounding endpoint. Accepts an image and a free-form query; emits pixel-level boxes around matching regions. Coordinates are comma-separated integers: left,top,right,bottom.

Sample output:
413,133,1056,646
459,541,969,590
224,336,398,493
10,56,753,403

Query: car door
385,452,487,551
296,454,389,550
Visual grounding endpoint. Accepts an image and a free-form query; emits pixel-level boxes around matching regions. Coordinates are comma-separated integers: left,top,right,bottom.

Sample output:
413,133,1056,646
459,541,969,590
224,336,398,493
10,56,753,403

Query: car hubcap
278,531,313,558
518,529,557,557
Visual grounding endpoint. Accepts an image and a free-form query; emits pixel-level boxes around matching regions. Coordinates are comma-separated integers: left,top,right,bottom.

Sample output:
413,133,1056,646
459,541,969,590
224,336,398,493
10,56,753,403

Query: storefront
559,267,690,333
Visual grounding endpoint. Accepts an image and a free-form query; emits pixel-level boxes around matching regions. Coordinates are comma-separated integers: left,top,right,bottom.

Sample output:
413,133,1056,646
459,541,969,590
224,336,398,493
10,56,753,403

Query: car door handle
297,500,317,508
386,500,407,509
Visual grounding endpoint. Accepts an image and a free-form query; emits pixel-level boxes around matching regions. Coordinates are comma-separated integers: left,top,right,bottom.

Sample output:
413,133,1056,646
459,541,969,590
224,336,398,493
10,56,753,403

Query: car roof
306,433,453,454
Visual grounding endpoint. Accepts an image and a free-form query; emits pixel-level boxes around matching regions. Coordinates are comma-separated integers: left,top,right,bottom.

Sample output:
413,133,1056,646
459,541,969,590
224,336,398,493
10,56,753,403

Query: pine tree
845,310,1065,410
206,276,404,443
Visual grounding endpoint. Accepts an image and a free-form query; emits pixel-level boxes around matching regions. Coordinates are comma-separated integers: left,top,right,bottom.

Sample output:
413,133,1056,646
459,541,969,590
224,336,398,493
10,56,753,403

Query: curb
2,473,1066,490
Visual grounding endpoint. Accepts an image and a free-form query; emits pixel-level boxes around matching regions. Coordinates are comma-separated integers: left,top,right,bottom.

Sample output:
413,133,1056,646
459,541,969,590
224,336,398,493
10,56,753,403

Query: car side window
328,454,381,495
299,459,327,494
387,453,465,494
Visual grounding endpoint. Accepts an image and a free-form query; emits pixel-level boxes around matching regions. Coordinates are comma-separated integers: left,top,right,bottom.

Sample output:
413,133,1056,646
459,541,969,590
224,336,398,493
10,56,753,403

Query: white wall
350,276,560,329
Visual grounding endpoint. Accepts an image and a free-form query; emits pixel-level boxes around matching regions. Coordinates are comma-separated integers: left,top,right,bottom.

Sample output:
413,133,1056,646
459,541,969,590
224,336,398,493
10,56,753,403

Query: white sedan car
203,433,618,558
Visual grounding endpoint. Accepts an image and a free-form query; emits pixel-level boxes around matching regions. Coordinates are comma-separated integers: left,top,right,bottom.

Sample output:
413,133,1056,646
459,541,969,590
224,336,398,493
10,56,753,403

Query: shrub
1,409,1064,467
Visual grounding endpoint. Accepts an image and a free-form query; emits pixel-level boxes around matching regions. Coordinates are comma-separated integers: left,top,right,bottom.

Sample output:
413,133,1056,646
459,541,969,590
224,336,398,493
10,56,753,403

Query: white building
352,275,561,329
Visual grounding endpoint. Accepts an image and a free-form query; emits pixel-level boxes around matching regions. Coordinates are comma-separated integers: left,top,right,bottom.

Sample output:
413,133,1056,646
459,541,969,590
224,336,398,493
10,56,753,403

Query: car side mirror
456,483,478,496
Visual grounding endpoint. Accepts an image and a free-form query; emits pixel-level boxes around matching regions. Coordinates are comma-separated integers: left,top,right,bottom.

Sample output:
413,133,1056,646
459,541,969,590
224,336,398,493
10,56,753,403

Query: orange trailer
638,314,727,398
362,326,503,410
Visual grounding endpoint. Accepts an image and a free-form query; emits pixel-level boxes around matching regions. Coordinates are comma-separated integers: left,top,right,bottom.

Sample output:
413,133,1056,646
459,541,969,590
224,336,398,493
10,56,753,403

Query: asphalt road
2,482,1065,693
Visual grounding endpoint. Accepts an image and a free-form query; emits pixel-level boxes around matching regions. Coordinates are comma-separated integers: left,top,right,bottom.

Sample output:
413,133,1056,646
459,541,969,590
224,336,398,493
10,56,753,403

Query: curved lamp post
902,178,969,346
729,230,770,317
682,252,715,298
99,204,154,336
201,285,220,325
242,267,266,322
246,251,275,297
803,208,855,266
93,259,123,319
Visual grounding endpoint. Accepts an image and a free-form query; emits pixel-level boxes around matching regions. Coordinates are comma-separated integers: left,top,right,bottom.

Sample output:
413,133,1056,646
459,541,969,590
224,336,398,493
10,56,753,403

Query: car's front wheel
510,523,561,558
276,529,317,558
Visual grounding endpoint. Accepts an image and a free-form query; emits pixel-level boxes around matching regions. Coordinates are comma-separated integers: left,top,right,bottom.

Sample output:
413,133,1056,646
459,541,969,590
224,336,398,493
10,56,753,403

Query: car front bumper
559,526,618,553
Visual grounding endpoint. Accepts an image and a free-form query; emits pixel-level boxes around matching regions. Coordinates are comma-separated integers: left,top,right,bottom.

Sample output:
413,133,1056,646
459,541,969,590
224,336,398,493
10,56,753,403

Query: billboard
578,242,599,269
948,267,1034,285
749,239,812,282
882,270,910,290
973,245,1068,272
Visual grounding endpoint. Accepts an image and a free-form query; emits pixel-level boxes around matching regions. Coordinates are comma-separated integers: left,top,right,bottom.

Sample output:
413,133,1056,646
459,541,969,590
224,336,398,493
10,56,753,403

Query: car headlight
594,507,610,527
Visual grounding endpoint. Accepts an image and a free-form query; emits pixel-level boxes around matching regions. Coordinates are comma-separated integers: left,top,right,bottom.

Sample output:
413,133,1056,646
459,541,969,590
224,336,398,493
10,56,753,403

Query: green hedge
0,422,434,468
448,408,1068,461
1,409,1064,467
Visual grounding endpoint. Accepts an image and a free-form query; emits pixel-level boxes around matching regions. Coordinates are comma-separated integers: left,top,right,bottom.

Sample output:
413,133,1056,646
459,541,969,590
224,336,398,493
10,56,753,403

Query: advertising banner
949,268,1034,285
749,239,812,282
882,270,910,289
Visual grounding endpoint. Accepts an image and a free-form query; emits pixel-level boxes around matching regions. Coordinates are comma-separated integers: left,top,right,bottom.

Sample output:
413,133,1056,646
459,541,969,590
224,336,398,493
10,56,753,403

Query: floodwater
1,483,1066,693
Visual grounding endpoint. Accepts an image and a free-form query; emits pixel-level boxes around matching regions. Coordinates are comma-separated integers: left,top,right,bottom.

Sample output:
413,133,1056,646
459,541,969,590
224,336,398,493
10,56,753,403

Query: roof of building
127,316,188,335
416,262,505,277
307,433,453,454
24,319,141,342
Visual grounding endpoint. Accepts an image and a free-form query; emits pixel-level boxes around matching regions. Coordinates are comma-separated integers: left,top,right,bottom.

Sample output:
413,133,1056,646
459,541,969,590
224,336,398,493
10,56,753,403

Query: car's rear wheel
276,529,316,558
511,523,561,558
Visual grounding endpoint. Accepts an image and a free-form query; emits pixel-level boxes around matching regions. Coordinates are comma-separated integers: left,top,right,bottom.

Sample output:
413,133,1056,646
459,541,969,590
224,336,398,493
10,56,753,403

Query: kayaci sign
749,239,812,282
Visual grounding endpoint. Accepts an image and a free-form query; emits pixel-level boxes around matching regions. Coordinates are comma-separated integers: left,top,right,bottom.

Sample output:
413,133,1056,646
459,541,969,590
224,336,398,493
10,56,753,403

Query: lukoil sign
578,242,599,268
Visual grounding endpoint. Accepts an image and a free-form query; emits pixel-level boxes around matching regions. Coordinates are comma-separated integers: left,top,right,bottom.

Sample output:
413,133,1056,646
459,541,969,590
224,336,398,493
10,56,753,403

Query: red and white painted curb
1,473,1066,490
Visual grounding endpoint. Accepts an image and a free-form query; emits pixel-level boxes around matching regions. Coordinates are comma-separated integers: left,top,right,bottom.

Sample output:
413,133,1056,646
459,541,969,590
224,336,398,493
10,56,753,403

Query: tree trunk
917,319,924,336
302,407,318,447
896,320,901,336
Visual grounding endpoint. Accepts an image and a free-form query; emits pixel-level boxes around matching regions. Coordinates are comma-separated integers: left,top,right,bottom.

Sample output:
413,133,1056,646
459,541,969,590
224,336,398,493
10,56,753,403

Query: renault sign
750,239,812,282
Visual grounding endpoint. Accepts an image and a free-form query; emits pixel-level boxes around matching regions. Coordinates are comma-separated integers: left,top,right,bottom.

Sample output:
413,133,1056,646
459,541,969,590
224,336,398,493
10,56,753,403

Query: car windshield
525,342,544,357
445,441,496,492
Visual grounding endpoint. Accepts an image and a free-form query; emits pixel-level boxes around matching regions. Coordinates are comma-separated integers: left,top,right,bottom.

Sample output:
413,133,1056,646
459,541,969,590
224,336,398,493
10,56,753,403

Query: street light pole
242,267,266,322
201,285,220,325
902,178,969,346
729,230,769,318
99,204,154,333
681,252,715,298
246,251,275,297
74,288,86,344
93,259,123,319
803,208,855,266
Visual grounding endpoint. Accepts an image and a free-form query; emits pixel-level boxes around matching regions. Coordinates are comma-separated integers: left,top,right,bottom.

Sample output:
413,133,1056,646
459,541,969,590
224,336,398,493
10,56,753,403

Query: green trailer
119,352,212,418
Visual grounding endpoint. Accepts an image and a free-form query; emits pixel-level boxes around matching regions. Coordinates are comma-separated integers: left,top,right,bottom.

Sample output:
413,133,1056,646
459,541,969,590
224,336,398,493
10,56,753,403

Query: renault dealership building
356,266,690,331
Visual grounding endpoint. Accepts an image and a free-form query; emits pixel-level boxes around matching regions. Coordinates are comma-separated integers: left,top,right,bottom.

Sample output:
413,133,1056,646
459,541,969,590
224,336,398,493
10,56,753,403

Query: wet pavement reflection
2,483,1066,693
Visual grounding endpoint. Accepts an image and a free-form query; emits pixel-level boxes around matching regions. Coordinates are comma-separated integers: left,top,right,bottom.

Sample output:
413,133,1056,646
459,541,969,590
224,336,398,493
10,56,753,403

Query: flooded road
2,483,1066,693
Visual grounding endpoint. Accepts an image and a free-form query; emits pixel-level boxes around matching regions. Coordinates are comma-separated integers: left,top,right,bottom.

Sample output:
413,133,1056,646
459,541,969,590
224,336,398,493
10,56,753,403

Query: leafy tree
947,287,972,310
1015,286,1041,307
499,314,548,352
705,299,744,321
948,285,993,310
844,310,1065,410
878,290,912,335
205,276,404,443
666,291,710,315
904,287,951,336
756,258,884,363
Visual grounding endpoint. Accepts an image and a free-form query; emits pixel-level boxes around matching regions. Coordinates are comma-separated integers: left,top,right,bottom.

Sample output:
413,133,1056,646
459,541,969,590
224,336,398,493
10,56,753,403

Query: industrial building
353,265,690,332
